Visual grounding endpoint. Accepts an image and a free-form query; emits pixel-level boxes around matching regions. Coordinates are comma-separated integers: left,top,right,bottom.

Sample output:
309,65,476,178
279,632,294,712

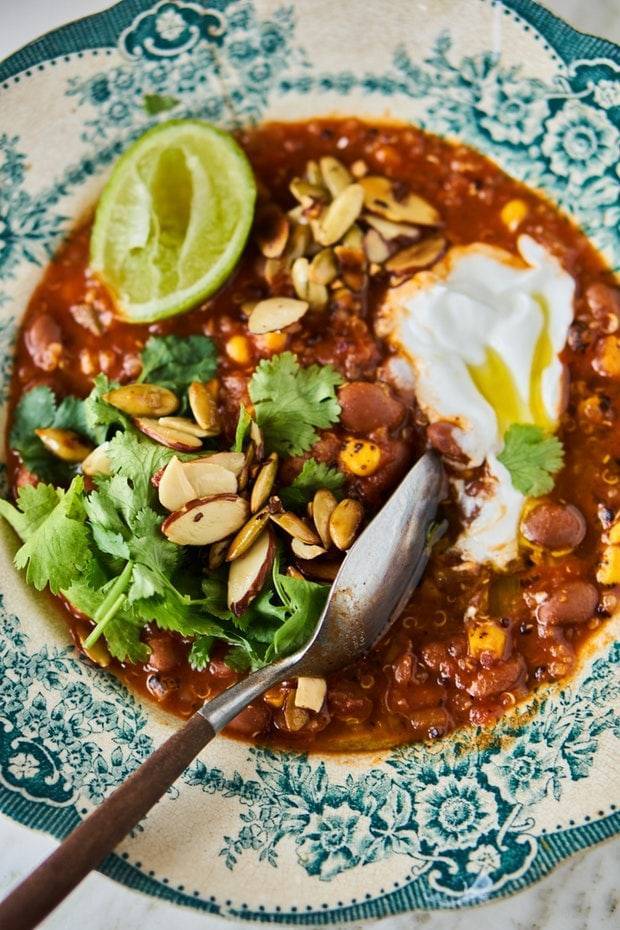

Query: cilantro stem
83,561,133,649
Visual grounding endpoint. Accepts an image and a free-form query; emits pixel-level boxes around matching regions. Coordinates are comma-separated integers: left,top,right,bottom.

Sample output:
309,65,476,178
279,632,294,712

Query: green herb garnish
138,334,218,392
143,94,179,116
498,423,565,496
279,458,344,509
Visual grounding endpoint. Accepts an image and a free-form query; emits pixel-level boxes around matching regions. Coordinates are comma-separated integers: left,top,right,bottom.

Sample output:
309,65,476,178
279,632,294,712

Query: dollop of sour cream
379,236,575,567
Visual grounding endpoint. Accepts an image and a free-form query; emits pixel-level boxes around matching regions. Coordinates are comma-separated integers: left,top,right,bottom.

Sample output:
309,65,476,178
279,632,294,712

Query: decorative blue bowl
0,0,618,922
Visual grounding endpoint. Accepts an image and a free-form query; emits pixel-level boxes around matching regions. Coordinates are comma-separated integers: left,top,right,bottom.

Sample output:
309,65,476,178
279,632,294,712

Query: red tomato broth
5,118,620,752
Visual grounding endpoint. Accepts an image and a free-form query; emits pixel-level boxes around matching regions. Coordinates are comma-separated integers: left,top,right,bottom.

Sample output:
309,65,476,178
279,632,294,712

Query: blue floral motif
476,75,550,145
416,776,497,850
296,804,374,880
119,0,225,60
541,100,619,186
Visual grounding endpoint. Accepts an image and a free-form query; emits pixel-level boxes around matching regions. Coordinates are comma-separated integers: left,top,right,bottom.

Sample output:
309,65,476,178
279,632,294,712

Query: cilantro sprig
138,334,217,391
279,458,344,509
498,423,565,496
249,352,342,456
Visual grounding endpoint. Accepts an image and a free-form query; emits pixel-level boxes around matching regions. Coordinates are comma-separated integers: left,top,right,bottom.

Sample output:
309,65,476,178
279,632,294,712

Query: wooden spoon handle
0,712,214,930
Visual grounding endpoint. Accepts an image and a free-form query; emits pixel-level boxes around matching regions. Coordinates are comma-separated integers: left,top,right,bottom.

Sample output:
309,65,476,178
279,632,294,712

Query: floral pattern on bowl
0,0,618,922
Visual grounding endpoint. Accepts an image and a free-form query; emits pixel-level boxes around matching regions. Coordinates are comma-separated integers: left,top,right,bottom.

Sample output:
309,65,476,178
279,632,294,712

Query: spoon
0,450,444,930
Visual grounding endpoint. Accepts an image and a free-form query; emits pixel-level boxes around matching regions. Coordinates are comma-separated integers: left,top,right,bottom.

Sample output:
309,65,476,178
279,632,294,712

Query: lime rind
90,119,256,323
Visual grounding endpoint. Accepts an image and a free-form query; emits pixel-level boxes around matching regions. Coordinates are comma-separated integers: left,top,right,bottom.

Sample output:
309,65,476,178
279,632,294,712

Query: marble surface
0,2,618,929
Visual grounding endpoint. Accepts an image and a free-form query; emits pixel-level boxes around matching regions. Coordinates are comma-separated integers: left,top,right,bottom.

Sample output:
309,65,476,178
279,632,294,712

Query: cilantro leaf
188,635,217,670
4,477,92,594
233,404,252,452
10,386,106,482
267,572,329,659
0,483,62,541
498,423,565,496
249,352,342,456
143,93,179,115
83,374,129,435
279,458,344,509
138,335,217,392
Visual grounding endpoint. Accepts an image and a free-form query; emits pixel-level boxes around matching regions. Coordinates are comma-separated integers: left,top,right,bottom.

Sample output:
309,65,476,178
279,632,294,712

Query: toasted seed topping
188,379,221,432
309,248,338,286
269,510,321,545
291,257,311,301
250,453,278,513
256,204,290,258
227,527,276,615
208,538,229,571
226,508,271,561
248,296,309,335
35,428,93,463
296,559,341,581
329,498,364,550
359,175,440,226
385,234,446,274
290,177,326,207
162,494,249,546
103,383,179,417
316,183,365,247
134,417,203,451
312,488,338,549
364,228,391,264
81,442,112,476
291,538,328,560
319,156,353,197
158,416,212,438
364,213,421,241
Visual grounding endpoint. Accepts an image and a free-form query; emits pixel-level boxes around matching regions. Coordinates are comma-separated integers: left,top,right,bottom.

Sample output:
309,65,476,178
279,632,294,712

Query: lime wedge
90,120,256,323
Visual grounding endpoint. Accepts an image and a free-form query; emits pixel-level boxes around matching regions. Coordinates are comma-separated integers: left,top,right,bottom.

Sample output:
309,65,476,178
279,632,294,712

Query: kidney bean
585,282,620,333
339,381,405,434
426,421,467,461
227,702,271,738
24,313,63,372
465,655,525,699
406,707,452,739
521,501,586,550
537,580,599,626
328,684,373,723
146,633,184,673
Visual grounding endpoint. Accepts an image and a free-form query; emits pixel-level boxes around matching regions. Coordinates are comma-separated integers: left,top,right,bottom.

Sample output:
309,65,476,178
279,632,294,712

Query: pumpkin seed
256,205,290,258
35,428,93,463
319,156,353,197
208,538,229,571
341,223,364,251
286,565,306,580
188,379,220,432
334,244,366,292
269,510,321,545
359,175,440,226
309,248,338,286
291,257,310,300
316,184,364,246
305,159,323,186
81,442,112,476
385,234,446,274
250,420,264,461
103,383,178,417
296,559,341,581
329,498,364,550
158,416,211,438
134,418,203,451
312,488,337,548
250,453,278,513
307,281,329,311
226,508,270,561
248,296,309,334
364,228,391,263
264,257,287,288
364,213,421,241
291,538,327,560
285,222,313,262
290,177,326,207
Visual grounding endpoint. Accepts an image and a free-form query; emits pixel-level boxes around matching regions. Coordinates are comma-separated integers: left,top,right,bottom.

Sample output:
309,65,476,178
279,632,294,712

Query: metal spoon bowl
0,451,445,930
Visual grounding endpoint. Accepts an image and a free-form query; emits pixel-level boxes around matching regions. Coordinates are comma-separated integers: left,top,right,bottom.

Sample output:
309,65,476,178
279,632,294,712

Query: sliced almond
201,451,245,476
162,494,249,546
364,228,391,264
250,420,264,462
319,156,353,197
316,184,364,247
158,456,198,512
158,416,211,438
256,204,290,258
227,527,276,615
182,461,237,498
250,453,278,513
385,235,446,275
296,559,341,581
291,538,327,560
269,510,321,545
248,296,309,335
294,676,327,712
208,538,229,571
81,442,112,476
364,213,421,241
134,418,202,451
35,428,93,463
359,175,440,226
312,488,337,549
104,383,178,417
188,380,220,432
309,248,338,286
329,498,364,550
227,508,271,561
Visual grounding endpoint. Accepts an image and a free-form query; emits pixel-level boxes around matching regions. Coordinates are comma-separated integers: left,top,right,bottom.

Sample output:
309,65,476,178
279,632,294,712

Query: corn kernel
609,522,620,545
225,335,252,366
500,198,528,231
593,335,620,379
597,545,620,584
467,620,508,661
260,331,288,354
339,437,382,476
